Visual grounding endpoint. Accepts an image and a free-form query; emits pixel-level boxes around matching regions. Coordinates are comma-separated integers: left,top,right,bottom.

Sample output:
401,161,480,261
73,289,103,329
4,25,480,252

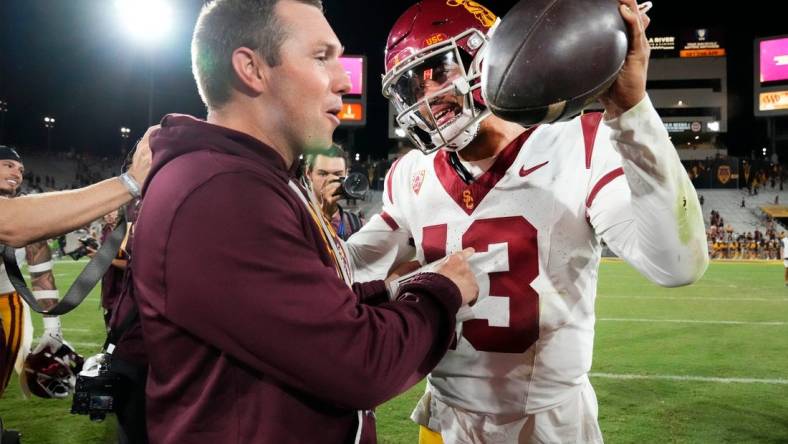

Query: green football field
2,259,787,443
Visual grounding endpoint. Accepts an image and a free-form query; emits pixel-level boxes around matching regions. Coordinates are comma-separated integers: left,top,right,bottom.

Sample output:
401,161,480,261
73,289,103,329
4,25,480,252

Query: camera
71,353,120,422
69,237,99,260
331,171,370,200
62,230,99,260
0,416,21,444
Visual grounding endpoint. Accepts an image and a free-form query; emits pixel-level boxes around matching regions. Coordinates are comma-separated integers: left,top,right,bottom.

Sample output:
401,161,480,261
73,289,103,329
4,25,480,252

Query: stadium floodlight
114,0,174,125
0,100,7,143
120,127,131,138
115,0,174,45
43,116,56,150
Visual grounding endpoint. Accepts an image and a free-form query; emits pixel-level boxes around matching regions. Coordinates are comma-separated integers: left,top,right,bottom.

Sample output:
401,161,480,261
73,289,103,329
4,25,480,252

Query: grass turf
1,259,786,443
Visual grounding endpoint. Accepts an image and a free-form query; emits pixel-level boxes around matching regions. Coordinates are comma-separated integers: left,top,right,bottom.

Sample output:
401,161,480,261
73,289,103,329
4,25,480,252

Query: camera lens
340,172,369,199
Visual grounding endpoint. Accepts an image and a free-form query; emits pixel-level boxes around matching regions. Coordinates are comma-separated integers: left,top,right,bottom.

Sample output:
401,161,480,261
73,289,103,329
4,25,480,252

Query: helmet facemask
20,341,83,399
383,28,491,154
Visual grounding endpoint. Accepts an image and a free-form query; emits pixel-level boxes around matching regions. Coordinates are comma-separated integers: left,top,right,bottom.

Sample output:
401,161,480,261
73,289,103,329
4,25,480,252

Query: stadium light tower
120,126,131,152
114,0,174,126
43,116,56,151
0,99,7,143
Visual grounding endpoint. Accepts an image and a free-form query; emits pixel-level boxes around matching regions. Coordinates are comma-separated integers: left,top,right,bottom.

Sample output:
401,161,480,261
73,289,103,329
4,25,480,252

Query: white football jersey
0,263,15,294
0,248,27,294
348,97,708,416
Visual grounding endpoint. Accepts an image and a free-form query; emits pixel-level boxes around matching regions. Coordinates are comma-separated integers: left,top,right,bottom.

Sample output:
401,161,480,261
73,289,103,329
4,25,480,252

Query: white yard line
61,328,93,333
65,341,102,349
591,372,788,385
600,296,788,302
598,318,788,326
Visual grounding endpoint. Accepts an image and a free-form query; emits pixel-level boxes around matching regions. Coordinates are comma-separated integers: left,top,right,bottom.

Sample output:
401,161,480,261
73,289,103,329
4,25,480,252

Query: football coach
132,0,479,443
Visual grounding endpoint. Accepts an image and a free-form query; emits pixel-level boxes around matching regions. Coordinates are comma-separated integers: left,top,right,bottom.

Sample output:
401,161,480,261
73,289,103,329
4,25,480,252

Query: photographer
305,144,364,240
0,127,152,248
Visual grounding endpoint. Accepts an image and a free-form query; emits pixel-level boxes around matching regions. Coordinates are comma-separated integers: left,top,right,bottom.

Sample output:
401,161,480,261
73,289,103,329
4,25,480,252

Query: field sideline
1,259,786,443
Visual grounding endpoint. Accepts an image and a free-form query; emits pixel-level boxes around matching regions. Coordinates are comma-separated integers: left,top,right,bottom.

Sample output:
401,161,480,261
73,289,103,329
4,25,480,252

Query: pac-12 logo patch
412,169,426,195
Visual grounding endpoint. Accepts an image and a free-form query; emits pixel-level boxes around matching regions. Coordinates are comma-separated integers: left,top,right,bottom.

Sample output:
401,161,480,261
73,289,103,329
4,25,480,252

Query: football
482,0,628,126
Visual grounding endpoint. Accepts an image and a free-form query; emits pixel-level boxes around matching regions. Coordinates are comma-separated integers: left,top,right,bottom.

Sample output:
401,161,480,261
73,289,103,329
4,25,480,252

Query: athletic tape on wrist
43,316,62,331
27,261,53,273
32,289,59,300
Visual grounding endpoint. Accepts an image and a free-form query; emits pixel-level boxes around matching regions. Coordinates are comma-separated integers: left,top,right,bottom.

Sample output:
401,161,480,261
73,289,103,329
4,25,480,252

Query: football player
0,129,151,248
347,0,708,442
781,235,788,285
0,147,81,401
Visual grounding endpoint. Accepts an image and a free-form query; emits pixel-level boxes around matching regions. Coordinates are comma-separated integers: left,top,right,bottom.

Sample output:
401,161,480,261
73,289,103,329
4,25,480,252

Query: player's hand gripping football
436,247,479,306
598,0,652,119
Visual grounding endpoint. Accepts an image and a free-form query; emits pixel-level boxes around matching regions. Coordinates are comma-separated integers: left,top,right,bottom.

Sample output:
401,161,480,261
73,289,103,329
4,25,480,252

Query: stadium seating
18,152,120,194
699,188,787,233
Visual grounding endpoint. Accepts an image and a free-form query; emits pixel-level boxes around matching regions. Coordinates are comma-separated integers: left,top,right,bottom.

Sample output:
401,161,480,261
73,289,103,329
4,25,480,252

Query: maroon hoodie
132,115,461,444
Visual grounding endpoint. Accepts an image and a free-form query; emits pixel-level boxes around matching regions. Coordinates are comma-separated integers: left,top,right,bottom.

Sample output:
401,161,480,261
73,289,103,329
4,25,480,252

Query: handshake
387,248,479,309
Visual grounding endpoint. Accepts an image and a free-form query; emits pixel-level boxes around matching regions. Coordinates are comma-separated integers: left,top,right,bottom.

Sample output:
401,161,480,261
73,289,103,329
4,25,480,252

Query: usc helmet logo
462,189,475,209
446,0,497,28
424,33,448,47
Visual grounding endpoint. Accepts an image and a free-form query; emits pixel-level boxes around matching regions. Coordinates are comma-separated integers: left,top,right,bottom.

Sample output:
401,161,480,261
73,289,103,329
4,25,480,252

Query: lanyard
288,180,353,286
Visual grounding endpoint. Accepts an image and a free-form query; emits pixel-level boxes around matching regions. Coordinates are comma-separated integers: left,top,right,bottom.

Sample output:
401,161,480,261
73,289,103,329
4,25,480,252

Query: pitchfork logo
763,94,783,105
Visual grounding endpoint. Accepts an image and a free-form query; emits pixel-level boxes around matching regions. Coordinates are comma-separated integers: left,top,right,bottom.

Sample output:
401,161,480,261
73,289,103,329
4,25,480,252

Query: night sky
0,0,785,160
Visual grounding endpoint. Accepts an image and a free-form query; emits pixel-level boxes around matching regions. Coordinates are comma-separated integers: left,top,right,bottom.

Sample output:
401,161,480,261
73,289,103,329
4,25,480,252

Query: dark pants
112,358,149,444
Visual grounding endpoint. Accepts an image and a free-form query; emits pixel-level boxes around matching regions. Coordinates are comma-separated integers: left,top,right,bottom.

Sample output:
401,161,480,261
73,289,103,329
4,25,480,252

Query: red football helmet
383,0,499,153
20,340,84,399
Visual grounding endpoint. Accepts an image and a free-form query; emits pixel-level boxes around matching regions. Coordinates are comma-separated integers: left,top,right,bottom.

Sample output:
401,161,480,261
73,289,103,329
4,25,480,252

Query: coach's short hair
192,0,324,109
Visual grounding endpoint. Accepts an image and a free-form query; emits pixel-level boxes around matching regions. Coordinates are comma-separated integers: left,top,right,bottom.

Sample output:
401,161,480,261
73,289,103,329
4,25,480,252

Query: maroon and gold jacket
133,115,461,443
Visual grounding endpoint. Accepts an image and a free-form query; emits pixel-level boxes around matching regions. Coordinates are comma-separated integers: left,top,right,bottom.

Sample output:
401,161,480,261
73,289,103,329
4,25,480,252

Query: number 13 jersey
348,99,708,416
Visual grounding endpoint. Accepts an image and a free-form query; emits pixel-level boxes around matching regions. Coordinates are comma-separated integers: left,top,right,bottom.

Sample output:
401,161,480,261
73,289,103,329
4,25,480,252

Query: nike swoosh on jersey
519,161,549,177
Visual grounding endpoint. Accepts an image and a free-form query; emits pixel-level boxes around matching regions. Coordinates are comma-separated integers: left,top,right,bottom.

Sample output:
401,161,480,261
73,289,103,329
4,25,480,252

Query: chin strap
448,151,475,184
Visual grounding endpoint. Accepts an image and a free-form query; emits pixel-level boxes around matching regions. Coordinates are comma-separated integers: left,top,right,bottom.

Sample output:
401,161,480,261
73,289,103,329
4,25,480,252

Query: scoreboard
754,35,788,117
337,55,367,126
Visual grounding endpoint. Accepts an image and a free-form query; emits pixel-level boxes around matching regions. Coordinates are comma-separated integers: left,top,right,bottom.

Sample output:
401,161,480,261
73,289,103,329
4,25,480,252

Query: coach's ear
230,47,267,96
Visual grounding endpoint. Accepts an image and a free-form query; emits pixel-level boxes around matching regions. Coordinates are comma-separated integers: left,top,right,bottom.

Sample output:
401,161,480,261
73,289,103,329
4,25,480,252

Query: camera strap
0,213,128,316
103,304,138,355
